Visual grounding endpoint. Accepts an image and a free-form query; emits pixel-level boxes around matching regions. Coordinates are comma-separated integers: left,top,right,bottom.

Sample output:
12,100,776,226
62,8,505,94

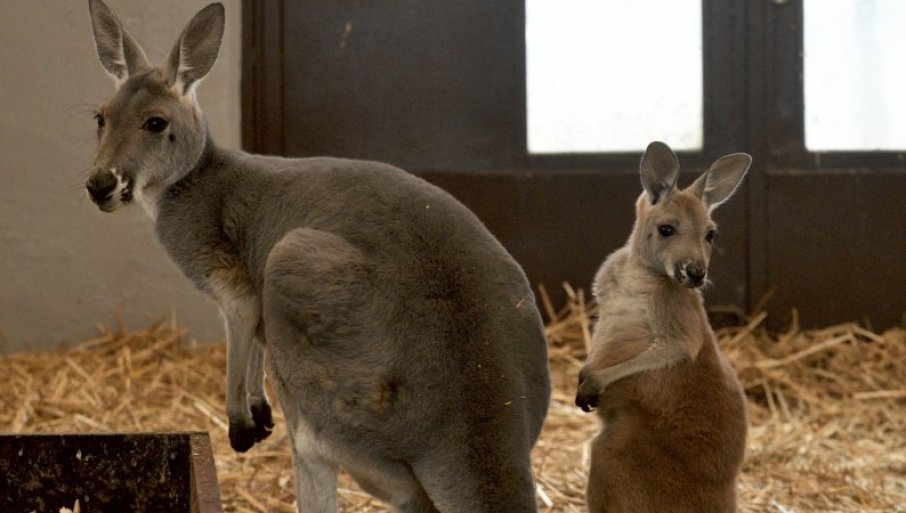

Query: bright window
804,0,906,150
526,0,703,154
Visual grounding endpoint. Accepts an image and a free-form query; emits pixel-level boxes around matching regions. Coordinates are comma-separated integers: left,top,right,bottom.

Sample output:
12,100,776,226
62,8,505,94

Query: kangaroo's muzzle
86,168,133,212
674,261,707,288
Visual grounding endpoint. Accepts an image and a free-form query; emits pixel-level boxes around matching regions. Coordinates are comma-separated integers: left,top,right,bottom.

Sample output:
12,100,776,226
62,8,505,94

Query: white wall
0,0,241,352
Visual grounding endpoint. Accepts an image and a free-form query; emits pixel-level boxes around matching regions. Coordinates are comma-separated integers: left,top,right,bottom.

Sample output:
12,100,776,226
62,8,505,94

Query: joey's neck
622,238,704,302
636,259,701,304
648,272,709,345
619,256,707,328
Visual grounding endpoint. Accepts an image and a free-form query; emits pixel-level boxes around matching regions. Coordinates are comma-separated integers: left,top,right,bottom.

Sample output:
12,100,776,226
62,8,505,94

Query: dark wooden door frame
747,0,906,329
745,0,772,319
242,1,286,157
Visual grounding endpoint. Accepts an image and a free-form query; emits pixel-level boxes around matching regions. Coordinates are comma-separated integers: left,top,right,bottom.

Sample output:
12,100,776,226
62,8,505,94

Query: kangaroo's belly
599,356,747,482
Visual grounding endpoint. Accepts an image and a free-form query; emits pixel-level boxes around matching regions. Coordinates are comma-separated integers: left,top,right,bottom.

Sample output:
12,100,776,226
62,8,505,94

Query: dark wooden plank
241,0,285,155
766,171,906,329
189,432,224,513
0,433,193,513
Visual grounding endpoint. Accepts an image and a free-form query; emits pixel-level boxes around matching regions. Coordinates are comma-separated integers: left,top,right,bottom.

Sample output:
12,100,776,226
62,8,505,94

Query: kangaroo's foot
576,368,602,412
229,399,273,453
251,398,275,440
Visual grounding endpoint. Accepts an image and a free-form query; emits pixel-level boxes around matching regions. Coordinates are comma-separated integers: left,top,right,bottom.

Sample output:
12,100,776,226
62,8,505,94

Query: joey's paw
575,379,601,413
229,418,259,453
250,400,275,442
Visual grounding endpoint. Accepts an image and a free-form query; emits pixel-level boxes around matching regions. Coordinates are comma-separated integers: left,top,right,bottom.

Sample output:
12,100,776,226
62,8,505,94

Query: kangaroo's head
630,141,751,288
85,0,224,213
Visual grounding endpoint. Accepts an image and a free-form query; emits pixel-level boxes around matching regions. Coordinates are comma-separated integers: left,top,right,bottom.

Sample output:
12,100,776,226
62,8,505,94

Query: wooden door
242,0,905,329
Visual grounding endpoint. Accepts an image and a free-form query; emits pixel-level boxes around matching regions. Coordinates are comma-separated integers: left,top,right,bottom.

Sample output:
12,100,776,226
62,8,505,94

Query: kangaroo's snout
86,168,131,212
86,170,117,202
686,264,706,288
674,261,707,288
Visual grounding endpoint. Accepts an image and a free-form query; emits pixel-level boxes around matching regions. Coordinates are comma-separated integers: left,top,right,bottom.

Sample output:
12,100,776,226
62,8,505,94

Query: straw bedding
2,286,903,513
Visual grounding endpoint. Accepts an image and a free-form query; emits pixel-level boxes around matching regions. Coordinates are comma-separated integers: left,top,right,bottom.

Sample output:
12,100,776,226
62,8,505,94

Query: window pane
526,0,702,154
804,0,906,151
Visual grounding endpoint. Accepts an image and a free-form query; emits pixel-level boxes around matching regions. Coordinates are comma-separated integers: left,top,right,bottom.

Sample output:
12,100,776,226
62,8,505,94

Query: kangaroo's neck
627,257,702,308
171,129,226,190
653,278,710,357
149,134,249,292
136,130,226,221
608,253,711,353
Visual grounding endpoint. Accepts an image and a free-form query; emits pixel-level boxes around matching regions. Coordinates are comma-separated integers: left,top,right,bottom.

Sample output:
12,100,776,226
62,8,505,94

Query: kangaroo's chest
154,189,257,295
595,282,652,333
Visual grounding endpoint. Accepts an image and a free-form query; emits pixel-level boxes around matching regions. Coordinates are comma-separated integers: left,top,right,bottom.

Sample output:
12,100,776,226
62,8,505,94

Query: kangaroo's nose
86,171,118,203
687,265,706,287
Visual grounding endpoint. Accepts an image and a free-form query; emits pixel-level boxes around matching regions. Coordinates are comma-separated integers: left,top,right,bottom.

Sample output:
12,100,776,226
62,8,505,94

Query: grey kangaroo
84,2,550,511
576,142,749,513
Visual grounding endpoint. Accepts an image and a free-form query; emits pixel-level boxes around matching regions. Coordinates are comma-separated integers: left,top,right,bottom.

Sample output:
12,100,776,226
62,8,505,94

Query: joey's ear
688,153,752,211
640,141,680,205
164,3,225,96
88,0,151,84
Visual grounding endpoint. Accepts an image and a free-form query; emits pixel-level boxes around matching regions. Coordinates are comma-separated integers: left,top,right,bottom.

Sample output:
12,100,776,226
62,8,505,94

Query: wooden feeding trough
0,432,222,513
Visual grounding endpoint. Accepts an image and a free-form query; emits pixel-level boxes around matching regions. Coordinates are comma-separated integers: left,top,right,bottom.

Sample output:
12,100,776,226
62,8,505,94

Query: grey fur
84,2,551,512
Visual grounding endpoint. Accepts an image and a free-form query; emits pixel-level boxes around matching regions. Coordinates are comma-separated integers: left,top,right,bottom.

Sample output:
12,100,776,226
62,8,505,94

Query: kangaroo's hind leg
411,427,538,513
279,391,340,513
349,466,440,513
262,227,375,512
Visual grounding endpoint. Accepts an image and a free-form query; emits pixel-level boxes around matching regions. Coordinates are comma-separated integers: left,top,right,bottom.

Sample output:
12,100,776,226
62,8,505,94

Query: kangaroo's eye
658,225,676,237
705,230,715,243
95,113,105,129
142,117,169,133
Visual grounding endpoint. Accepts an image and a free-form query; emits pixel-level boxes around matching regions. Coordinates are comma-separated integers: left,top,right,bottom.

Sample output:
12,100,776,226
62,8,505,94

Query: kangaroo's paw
250,399,275,442
229,415,260,453
576,370,602,412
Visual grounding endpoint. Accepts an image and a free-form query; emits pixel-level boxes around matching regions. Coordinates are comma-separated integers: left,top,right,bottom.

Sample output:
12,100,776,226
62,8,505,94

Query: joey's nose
86,171,117,203
687,265,706,287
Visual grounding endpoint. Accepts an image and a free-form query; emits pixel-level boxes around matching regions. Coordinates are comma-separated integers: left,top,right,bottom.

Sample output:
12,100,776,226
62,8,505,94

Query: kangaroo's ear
689,153,752,211
88,0,151,85
164,3,225,96
640,141,681,205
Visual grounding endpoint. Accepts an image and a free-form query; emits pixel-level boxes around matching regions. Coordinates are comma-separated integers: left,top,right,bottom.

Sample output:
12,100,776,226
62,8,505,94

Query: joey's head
630,142,751,288
85,0,224,213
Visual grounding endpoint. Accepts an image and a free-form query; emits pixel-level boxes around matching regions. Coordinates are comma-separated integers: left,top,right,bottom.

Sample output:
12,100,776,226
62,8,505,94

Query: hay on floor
1,289,904,512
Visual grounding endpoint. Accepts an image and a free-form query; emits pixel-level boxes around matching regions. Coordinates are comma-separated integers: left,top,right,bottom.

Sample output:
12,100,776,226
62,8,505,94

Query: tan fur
577,142,750,513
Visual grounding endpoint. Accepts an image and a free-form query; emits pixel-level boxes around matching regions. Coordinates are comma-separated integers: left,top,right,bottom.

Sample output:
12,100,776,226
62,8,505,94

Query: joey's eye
142,117,169,133
95,113,105,129
706,230,715,243
658,225,676,237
